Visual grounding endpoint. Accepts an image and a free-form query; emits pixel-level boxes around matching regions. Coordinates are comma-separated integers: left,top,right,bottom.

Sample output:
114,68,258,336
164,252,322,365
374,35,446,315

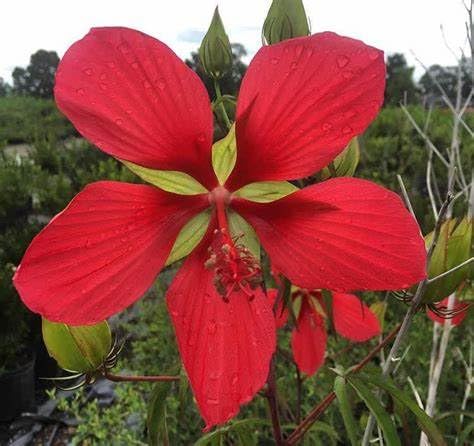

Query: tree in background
0,77,9,97
12,50,59,99
384,53,419,106
419,57,472,105
186,42,247,99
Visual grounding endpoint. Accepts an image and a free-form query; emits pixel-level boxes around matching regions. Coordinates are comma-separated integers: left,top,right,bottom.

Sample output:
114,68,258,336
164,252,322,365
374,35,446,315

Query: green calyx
263,0,310,45
42,318,112,373
199,7,232,79
320,137,360,180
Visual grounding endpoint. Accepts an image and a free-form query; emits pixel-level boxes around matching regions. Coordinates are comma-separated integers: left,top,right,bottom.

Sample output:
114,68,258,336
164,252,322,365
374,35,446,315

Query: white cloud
0,0,469,83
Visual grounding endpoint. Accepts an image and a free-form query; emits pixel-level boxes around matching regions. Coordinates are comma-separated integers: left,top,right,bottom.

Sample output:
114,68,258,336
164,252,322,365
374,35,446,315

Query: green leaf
212,125,236,185
165,210,211,265
195,419,267,445
320,138,360,179
234,181,298,203
147,381,173,446
42,318,111,373
423,217,472,302
458,421,474,445
228,209,260,259
334,376,360,446
122,160,208,195
361,373,447,445
348,376,401,446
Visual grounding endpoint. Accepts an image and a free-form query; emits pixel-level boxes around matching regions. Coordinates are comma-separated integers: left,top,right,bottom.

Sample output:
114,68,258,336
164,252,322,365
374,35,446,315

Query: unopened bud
199,7,232,79
42,318,112,373
423,217,472,303
263,0,310,45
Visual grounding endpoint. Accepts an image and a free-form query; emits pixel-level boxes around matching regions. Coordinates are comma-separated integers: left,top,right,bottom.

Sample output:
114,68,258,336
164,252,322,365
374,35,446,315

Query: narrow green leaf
361,373,447,446
234,181,298,203
165,210,211,265
228,209,260,259
122,160,208,195
195,419,268,445
147,381,173,446
320,138,360,179
42,318,111,373
212,125,236,185
334,376,359,446
348,376,401,446
307,421,340,445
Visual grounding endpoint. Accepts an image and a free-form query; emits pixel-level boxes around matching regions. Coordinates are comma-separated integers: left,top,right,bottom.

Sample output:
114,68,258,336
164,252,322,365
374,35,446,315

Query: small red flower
426,297,469,327
269,289,380,375
13,27,426,428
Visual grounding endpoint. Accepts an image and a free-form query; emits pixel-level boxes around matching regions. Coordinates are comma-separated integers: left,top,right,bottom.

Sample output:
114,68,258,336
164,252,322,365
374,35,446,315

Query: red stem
104,371,180,383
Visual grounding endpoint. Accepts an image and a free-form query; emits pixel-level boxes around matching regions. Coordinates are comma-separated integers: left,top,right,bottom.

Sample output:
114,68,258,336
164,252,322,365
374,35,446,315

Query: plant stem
104,371,180,383
214,80,232,131
286,323,401,445
265,356,285,445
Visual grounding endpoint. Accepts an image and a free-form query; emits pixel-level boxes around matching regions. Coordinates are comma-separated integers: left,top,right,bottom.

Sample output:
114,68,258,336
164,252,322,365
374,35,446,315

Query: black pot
0,356,36,421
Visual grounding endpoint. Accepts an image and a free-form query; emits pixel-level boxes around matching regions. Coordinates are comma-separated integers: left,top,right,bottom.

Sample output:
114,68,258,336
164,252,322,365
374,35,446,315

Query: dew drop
295,45,304,57
231,374,238,386
76,88,85,96
115,118,124,126
131,61,139,69
368,49,380,60
270,57,279,65
83,67,93,76
208,319,217,335
99,82,108,91
99,73,107,81
336,55,350,68
157,78,166,90
342,69,354,79
322,122,333,131
290,61,298,70
342,125,353,135
206,398,219,405
142,80,151,89
106,61,116,69
197,133,206,143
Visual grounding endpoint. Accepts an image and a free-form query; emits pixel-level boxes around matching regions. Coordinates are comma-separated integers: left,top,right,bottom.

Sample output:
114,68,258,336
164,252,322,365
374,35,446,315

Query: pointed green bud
199,7,232,79
42,318,112,373
320,138,360,180
263,0,310,45
422,217,472,303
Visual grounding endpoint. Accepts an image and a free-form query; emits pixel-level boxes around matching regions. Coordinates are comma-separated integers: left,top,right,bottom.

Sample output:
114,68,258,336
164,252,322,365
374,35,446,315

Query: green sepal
212,125,236,185
423,217,472,303
320,138,360,180
165,210,212,266
263,0,310,45
42,318,112,373
234,181,298,203
228,209,260,259
199,7,232,79
122,160,207,195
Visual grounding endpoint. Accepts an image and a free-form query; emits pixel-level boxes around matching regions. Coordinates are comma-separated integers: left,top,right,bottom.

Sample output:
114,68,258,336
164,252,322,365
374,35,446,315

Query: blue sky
0,0,470,83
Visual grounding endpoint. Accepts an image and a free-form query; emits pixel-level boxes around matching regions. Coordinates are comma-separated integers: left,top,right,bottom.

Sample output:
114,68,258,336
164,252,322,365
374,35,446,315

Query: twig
104,371,180,383
265,357,285,445
286,323,402,445
397,174,417,219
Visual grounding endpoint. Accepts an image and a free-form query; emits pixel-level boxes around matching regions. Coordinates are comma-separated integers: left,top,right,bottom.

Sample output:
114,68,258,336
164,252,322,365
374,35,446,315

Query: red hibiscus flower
427,297,470,326
13,27,426,429
269,289,381,375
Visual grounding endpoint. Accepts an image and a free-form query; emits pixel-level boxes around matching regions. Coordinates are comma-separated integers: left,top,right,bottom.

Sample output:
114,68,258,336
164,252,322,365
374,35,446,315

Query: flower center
205,187,262,302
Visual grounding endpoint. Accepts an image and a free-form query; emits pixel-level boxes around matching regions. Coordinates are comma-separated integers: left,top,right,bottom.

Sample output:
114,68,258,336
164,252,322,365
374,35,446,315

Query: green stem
214,80,232,131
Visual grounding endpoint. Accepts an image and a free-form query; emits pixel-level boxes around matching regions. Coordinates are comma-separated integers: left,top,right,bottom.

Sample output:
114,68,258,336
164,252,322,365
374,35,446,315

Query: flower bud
42,318,112,373
199,7,232,79
263,0,310,45
319,137,360,180
422,217,472,303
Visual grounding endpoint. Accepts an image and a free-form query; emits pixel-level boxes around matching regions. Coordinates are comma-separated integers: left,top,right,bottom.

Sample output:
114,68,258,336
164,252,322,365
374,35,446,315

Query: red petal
291,299,327,376
55,27,216,189
332,293,380,341
267,288,289,329
14,181,207,324
427,297,469,326
233,178,426,291
227,32,385,189
166,229,276,430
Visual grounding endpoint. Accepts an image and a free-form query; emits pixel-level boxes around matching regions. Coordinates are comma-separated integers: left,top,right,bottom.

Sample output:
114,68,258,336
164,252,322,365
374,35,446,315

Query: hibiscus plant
11,0,471,444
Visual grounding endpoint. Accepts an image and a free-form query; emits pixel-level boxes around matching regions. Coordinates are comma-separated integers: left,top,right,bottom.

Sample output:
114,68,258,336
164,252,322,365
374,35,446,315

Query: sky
0,0,470,83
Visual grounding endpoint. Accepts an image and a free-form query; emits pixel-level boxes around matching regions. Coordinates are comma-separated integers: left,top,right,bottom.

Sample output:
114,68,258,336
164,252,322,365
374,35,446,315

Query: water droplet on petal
270,57,279,65
142,80,151,89
99,82,108,91
206,398,219,405
322,122,333,132
368,49,380,60
76,88,85,96
106,61,116,69
342,69,354,79
131,61,139,69
115,118,124,126
336,55,350,68
157,78,166,90
83,67,93,76
290,61,298,70
342,125,353,135
208,320,217,335
231,374,238,386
